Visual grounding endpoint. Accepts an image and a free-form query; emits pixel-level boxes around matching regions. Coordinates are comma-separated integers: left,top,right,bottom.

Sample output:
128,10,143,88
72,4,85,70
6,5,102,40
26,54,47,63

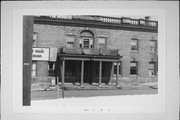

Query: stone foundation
110,76,158,84
31,77,55,91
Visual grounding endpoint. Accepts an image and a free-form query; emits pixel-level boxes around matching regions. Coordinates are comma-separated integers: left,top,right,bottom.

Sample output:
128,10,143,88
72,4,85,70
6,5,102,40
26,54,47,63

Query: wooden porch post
99,61,102,86
61,60,65,98
81,60,84,87
116,62,119,87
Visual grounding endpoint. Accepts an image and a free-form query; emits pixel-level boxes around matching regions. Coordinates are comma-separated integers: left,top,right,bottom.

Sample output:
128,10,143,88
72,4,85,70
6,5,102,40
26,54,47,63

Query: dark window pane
49,62,55,76
130,62,137,75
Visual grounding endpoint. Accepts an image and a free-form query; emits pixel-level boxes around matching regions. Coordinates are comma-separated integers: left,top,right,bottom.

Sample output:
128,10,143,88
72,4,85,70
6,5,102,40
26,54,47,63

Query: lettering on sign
32,48,49,61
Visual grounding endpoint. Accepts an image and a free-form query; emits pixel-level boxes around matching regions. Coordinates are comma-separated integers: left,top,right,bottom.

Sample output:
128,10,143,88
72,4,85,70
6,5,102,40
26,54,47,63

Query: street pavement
31,88,158,100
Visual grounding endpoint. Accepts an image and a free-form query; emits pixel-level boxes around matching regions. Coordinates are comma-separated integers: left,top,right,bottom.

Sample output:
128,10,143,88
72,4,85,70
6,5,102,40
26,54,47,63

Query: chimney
145,16,151,21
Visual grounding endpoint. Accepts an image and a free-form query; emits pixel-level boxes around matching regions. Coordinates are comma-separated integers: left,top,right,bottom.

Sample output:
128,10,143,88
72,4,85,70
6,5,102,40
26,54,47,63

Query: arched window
79,30,94,49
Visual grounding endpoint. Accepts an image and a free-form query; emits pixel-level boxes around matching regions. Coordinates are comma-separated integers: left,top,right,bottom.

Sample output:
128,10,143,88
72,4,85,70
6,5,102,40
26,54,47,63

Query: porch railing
61,47,119,56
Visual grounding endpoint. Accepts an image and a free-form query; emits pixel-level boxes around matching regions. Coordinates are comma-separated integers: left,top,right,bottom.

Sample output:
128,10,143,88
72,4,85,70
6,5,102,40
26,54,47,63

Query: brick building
31,15,158,90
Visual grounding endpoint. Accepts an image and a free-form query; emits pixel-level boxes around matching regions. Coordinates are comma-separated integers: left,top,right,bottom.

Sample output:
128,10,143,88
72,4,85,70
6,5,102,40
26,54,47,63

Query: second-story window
83,38,90,49
33,32,38,47
131,39,138,51
98,37,107,49
150,40,156,52
80,30,94,49
66,36,75,48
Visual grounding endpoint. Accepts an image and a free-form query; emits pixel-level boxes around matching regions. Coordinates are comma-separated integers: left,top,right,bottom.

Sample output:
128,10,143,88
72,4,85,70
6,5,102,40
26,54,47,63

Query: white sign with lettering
32,48,49,61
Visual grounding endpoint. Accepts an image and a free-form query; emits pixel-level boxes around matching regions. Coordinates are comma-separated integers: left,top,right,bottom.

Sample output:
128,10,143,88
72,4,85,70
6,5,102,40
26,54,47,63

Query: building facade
31,15,158,90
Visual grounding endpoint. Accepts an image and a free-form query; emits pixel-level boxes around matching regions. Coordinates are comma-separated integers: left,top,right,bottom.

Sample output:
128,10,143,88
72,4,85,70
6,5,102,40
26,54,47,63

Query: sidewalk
42,82,158,91
31,82,158,100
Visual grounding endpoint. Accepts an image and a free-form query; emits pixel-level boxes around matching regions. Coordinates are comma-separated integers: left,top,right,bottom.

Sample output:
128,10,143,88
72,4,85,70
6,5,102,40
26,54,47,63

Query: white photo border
1,1,179,120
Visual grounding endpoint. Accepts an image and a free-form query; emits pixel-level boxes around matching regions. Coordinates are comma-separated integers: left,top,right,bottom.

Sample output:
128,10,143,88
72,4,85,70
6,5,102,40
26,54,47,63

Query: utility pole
23,16,34,106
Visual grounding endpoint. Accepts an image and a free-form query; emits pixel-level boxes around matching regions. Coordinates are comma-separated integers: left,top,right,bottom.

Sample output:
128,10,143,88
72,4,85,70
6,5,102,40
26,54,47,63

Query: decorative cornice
34,16,158,33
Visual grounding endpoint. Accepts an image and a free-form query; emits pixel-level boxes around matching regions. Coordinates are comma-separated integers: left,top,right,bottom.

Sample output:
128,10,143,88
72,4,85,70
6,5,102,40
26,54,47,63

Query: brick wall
32,24,158,90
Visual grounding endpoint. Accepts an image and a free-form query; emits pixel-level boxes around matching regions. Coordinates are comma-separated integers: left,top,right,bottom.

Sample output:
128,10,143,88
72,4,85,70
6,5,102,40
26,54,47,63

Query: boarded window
150,40,156,52
66,36,75,48
131,39,138,51
98,37,107,49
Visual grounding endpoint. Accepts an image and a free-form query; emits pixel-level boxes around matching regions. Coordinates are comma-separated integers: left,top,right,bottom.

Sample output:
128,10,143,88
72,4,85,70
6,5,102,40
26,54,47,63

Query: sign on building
32,48,49,61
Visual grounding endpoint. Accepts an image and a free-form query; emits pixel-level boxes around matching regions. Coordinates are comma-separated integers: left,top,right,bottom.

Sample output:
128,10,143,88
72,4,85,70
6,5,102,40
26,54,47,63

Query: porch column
62,60,65,88
61,60,65,98
81,60,84,87
99,61,102,86
116,62,119,87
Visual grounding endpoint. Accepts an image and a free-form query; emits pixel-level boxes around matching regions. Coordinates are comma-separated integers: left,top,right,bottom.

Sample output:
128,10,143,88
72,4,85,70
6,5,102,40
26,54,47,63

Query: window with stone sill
149,62,157,76
98,37,107,49
113,62,121,76
130,61,138,75
83,39,90,49
66,36,75,48
150,40,157,53
131,39,138,51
